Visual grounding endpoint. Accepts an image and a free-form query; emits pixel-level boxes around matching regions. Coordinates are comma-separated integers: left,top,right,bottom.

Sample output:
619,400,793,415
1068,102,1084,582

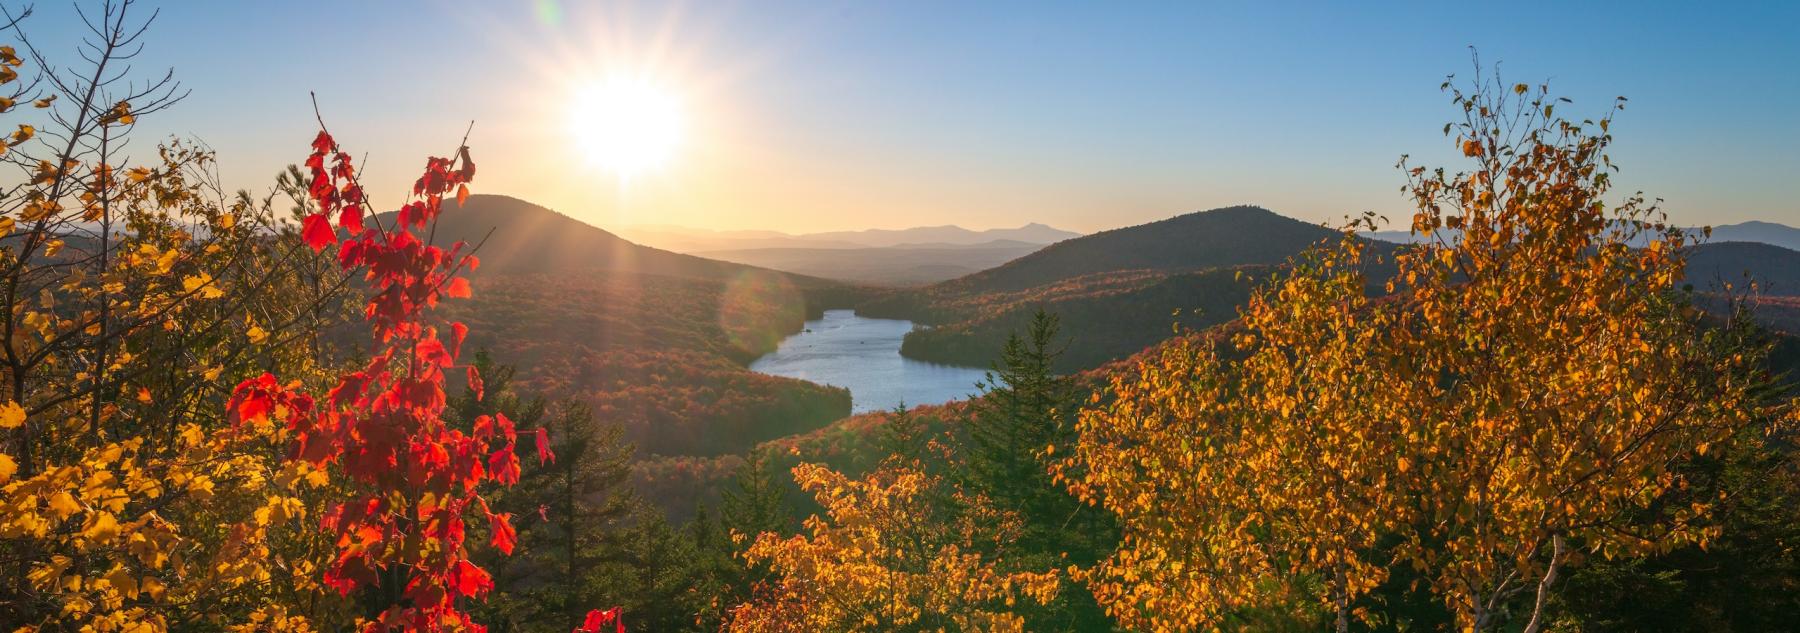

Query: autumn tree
220,81,591,630
0,3,359,629
1062,69,1768,632
723,460,1061,633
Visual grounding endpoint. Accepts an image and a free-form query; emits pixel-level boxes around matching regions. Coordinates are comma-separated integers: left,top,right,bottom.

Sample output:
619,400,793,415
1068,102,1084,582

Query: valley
436,196,1800,528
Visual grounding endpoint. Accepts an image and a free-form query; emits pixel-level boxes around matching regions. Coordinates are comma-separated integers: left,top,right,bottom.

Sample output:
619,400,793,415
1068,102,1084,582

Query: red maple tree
229,120,540,631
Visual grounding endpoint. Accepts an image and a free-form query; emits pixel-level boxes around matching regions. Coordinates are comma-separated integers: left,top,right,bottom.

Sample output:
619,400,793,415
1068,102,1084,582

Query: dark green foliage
959,309,1118,631
879,401,930,467
940,205,1352,294
720,450,795,540
687,451,799,630
1550,431,1800,631
448,353,641,632
965,309,1077,506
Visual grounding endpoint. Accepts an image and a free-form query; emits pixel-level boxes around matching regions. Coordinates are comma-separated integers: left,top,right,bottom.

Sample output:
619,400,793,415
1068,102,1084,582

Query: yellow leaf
182,273,224,299
47,491,80,519
82,511,121,543
0,453,15,483
0,400,23,428
247,323,269,345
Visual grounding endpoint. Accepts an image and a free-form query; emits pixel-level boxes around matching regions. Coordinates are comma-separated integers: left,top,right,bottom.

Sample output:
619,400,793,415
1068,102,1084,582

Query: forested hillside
376,193,871,462
856,206,1395,372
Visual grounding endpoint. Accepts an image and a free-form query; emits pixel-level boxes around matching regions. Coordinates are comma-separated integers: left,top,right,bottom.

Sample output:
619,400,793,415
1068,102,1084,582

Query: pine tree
966,309,1075,514
692,451,798,630
450,352,638,632
721,450,795,539
879,401,929,467
961,308,1116,631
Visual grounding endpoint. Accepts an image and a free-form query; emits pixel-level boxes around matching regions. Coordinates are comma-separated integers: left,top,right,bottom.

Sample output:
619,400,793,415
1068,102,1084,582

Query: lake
750,309,991,414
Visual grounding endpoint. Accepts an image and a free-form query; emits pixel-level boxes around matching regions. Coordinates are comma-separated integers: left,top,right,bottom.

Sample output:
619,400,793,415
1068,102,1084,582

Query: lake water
750,309,991,414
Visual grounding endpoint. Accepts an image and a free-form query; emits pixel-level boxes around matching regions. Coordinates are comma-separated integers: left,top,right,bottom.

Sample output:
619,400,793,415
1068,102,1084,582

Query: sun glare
569,76,684,178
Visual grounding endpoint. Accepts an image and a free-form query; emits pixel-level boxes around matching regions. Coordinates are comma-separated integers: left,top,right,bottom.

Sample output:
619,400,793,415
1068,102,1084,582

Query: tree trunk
1522,534,1567,633
1333,562,1350,633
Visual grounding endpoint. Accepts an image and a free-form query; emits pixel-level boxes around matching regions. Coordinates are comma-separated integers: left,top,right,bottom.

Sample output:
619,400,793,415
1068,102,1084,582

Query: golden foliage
1062,73,1767,632
0,16,355,630
725,461,1060,632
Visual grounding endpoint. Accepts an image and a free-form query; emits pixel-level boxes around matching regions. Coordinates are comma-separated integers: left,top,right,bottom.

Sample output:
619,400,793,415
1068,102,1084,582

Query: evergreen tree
449,352,639,632
962,308,1117,631
721,450,795,539
692,450,798,630
966,309,1076,511
879,401,929,467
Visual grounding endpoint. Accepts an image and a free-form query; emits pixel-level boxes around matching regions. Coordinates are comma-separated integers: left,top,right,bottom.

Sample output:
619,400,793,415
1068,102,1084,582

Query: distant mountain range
619,222,1081,252
696,241,1046,286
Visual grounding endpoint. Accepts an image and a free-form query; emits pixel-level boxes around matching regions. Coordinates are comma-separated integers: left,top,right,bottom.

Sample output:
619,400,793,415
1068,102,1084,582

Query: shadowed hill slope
388,194,848,294
365,193,872,467
939,205,1349,294
1684,241,1800,295
854,206,1385,372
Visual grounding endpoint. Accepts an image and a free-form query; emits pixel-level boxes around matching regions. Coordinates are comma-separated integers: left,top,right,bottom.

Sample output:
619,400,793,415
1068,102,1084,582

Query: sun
569,76,684,178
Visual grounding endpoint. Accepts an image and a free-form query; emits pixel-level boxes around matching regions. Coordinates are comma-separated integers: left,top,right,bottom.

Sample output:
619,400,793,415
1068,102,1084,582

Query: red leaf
456,183,470,207
446,277,471,299
449,322,468,359
468,365,484,402
488,511,516,555
535,427,556,465
311,130,335,154
301,213,336,252
577,608,622,633
339,203,364,235
452,559,493,598
457,145,476,181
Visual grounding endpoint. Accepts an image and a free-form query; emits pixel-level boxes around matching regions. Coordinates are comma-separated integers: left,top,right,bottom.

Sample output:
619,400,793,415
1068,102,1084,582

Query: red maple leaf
301,213,335,252
535,427,556,466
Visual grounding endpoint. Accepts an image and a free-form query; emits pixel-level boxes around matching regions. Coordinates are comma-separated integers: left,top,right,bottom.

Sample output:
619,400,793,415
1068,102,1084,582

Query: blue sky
17,0,1799,233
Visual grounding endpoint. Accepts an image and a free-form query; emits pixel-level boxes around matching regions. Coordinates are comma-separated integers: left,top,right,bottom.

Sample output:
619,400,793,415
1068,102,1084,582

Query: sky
15,0,1800,234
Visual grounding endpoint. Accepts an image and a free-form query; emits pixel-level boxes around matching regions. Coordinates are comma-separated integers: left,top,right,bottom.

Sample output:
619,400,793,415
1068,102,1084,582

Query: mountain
1685,241,1800,295
937,205,1355,293
615,226,866,252
854,205,1381,372
1705,221,1800,253
407,195,837,287
618,221,1081,253
694,241,1046,286
800,222,1080,248
365,194,875,495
